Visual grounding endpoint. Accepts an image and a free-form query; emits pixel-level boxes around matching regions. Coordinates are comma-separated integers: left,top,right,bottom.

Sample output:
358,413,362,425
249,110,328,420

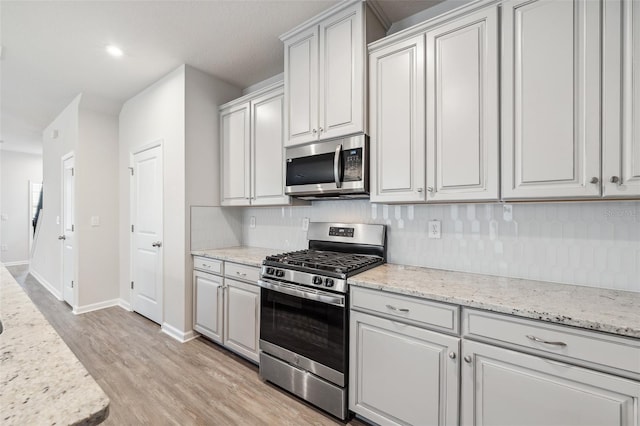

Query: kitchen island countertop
349,263,640,339
0,265,109,425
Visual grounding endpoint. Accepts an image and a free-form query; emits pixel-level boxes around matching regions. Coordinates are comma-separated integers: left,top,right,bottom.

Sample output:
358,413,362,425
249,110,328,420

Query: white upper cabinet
501,0,602,199
425,6,499,202
251,88,289,205
369,35,426,203
282,1,384,147
221,83,295,206
603,0,640,198
221,102,251,205
284,27,319,146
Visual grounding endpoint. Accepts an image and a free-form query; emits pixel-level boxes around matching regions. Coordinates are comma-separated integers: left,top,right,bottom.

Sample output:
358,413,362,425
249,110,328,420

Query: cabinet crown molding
219,81,283,111
279,0,364,42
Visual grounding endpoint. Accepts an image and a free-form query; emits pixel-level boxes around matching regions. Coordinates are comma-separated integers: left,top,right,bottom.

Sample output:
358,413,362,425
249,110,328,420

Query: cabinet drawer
351,286,459,334
224,262,260,283
193,256,222,275
463,308,640,378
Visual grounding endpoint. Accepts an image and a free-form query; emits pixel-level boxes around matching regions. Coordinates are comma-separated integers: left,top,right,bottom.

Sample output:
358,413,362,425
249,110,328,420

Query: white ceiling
0,0,442,155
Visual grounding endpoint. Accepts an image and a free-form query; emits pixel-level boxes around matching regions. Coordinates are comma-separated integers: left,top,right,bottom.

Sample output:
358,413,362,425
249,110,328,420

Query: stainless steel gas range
258,222,386,420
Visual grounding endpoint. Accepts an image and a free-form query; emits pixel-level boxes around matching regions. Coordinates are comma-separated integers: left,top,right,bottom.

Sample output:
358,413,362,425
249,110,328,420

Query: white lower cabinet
461,340,640,426
350,287,460,426
192,256,260,363
193,270,224,344
223,278,260,363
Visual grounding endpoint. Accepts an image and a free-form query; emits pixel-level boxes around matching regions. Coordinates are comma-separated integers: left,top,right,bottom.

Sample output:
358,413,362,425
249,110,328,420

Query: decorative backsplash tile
191,206,242,250
240,200,640,293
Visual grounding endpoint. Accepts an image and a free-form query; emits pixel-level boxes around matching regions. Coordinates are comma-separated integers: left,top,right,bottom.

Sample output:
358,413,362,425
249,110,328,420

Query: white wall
76,108,119,309
0,150,43,265
119,65,186,323
30,95,81,299
241,200,640,293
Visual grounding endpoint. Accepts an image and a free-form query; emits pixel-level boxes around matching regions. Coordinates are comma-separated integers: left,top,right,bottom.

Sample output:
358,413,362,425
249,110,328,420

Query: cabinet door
501,0,601,199
193,271,223,344
251,87,289,205
319,3,364,140
603,0,640,198
223,278,260,363
221,102,251,205
284,26,319,147
370,35,426,203
426,7,499,202
350,311,460,426
461,340,640,426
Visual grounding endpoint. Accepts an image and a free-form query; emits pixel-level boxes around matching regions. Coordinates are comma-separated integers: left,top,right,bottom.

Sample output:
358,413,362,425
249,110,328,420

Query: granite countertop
191,246,640,339
0,265,109,425
349,263,640,339
192,246,277,268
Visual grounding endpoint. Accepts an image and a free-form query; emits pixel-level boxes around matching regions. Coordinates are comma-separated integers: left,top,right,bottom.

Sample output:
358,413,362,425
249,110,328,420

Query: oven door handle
258,279,345,308
334,144,342,188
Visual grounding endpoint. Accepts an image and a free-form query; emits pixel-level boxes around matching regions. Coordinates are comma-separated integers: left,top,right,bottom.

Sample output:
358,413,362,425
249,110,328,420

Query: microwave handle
334,144,342,188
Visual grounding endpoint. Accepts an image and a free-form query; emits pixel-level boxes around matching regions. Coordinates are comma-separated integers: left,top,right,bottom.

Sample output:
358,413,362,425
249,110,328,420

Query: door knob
152,241,162,247
58,235,66,240
590,177,599,184
610,176,620,184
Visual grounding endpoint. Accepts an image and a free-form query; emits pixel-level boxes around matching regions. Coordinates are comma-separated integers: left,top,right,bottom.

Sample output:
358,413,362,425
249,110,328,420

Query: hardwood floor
7,266,368,426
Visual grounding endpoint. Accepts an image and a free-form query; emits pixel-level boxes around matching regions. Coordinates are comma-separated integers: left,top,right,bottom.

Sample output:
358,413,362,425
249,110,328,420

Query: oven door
258,279,347,385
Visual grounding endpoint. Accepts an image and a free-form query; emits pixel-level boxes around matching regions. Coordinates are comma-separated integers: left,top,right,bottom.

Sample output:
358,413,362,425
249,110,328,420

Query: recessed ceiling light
106,45,123,57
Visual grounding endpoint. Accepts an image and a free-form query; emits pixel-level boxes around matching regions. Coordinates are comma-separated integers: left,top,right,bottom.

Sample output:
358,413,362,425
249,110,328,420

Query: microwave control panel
343,148,363,182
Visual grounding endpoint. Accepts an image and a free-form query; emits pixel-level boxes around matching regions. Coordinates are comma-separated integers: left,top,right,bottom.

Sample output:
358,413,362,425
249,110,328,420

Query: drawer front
193,256,223,275
224,262,260,283
351,286,459,334
463,308,640,377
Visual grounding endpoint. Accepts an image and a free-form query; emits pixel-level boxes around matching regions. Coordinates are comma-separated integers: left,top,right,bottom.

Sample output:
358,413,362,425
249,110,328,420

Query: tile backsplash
239,200,640,293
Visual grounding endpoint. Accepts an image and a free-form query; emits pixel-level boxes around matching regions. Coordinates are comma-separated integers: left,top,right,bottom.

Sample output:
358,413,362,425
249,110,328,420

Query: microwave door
286,152,336,187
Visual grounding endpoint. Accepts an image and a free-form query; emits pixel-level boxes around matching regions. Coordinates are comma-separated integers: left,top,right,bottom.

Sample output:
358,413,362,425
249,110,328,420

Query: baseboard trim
29,269,63,301
74,299,121,315
118,299,132,311
161,322,198,343
2,260,29,267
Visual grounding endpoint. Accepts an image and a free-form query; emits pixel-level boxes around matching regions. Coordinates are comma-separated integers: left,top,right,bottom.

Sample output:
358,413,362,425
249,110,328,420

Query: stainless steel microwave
284,134,369,199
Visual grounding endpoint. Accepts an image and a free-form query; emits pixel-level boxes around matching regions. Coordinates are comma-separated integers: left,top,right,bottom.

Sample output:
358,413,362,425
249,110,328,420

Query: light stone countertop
192,246,277,268
348,263,640,339
0,265,109,425
191,246,640,339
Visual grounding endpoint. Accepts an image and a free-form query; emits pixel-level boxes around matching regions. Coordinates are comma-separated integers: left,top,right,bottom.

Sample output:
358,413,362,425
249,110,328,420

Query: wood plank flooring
7,266,368,426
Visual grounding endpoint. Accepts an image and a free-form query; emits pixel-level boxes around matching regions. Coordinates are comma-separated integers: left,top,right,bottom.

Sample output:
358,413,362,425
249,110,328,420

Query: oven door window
260,288,346,374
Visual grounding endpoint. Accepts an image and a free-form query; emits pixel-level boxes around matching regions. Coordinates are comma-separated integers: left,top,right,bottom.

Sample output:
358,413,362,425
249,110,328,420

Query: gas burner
266,249,383,275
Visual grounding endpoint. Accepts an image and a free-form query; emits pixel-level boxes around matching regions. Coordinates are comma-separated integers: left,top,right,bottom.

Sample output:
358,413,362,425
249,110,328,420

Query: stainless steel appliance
284,134,368,199
258,222,386,420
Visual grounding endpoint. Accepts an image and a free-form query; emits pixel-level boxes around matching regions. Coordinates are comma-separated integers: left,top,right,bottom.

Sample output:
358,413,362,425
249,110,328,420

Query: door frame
60,151,76,310
129,140,164,321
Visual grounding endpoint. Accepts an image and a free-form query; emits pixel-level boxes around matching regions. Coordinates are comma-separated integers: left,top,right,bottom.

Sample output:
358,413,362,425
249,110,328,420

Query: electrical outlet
1,244,8,251
249,216,256,229
428,220,441,239
0,213,7,221
302,217,310,231
91,216,100,227
503,204,513,221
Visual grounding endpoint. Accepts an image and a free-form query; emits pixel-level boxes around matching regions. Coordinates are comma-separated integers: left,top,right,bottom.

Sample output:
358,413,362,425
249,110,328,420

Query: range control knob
266,267,274,275
325,278,334,287
275,269,285,278
313,276,323,285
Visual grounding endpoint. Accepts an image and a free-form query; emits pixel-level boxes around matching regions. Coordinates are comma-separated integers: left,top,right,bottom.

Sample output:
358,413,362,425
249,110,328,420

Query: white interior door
131,144,163,324
61,154,75,306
